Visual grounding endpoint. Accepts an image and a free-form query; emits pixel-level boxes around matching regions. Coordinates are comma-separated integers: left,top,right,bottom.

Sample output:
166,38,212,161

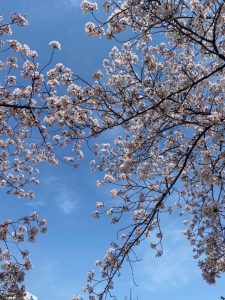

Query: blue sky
0,1,224,299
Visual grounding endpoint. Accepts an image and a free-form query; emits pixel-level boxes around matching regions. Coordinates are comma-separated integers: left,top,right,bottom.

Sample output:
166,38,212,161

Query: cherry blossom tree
0,13,77,299
72,0,225,298
0,1,225,300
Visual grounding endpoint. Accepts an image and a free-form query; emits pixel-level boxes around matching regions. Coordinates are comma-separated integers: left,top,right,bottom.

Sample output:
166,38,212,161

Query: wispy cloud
139,246,197,291
135,223,199,292
44,175,79,215
56,185,78,215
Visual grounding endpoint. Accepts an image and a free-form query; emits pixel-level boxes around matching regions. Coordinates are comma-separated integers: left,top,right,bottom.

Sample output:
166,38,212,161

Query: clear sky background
0,1,224,299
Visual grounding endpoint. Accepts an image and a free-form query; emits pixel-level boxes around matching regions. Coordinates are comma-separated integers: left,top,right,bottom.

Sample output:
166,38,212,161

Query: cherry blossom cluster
0,212,47,299
81,1,98,14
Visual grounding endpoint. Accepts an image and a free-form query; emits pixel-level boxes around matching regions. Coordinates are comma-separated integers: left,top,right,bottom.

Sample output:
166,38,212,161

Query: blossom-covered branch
72,0,225,298
0,212,47,299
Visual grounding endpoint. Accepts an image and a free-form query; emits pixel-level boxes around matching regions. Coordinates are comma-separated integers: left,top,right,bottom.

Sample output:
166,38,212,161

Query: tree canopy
0,1,224,299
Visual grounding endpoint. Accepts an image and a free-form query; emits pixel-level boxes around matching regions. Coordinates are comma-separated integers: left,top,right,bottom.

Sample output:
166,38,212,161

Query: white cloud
56,185,78,215
135,223,199,292
139,246,197,291
44,176,79,215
